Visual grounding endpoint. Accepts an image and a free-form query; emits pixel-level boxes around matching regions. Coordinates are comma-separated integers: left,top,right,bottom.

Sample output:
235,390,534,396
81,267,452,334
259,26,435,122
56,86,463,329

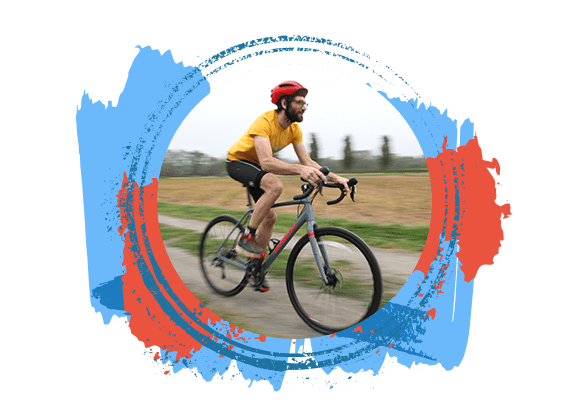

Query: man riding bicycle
226,81,352,291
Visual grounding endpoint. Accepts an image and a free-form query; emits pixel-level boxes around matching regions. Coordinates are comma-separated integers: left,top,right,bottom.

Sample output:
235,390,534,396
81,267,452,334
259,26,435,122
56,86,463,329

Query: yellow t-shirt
227,110,303,165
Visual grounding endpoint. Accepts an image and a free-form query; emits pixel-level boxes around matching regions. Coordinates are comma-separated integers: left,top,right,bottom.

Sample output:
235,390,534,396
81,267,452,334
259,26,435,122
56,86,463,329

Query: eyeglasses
294,100,308,108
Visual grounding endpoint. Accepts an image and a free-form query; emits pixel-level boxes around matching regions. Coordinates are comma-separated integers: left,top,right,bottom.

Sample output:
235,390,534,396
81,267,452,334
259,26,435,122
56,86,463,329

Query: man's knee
261,174,284,197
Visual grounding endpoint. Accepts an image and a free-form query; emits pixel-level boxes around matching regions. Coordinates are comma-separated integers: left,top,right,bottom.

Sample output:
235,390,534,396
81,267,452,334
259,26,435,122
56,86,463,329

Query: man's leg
255,209,278,250
249,173,283,248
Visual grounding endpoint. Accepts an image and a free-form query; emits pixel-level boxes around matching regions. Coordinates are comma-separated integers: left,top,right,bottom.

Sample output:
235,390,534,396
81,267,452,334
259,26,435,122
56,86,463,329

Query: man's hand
300,166,328,186
329,174,355,195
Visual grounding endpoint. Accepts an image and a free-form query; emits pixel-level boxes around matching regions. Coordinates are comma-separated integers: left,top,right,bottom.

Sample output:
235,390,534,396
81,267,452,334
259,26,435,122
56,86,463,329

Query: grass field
158,174,432,226
157,174,432,253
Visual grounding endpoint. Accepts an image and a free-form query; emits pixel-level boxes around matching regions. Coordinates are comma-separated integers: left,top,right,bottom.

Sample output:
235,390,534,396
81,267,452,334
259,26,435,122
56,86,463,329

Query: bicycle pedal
253,278,270,292
248,276,264,289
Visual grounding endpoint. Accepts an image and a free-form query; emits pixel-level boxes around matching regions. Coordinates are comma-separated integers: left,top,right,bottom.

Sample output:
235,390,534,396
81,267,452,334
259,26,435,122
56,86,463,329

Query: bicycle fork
306,221,333,286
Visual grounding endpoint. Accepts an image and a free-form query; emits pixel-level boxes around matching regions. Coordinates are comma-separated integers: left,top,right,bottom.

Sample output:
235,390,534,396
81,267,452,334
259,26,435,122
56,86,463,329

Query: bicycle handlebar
292,166,358,204
326,177,358,205
292,184,314,201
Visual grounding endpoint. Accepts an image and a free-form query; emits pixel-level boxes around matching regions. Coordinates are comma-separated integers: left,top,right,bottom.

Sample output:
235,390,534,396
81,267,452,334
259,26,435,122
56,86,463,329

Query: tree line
309,133,427,174
160,134,427,178
159,149,225,177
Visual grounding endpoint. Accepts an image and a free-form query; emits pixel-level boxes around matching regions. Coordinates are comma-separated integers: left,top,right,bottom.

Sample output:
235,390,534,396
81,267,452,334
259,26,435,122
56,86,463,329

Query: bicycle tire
199,215,249,297
286,227,382,334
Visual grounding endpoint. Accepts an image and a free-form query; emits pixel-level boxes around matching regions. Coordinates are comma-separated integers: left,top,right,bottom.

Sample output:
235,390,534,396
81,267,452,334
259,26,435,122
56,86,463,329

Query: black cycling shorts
226,159,268,202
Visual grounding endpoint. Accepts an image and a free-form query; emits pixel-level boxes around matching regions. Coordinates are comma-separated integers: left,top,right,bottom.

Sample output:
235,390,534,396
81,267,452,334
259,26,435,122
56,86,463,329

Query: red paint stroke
164,371,170,375
329,333,336,338
376,350,380,354
354,326,363,334
118,174,224,361
255,335,266,343
415,136,511,282
389,343,394,348
427,308,436,320
153,352,161,360
434,280,446,290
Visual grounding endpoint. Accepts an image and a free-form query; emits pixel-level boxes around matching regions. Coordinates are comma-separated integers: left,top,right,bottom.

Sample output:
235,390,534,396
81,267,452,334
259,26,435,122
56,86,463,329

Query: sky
169,64,423,160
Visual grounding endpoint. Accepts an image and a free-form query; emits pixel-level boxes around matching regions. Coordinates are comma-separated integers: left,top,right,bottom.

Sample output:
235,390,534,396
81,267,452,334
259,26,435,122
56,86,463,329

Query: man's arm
293,142,351,193
254,136,328,185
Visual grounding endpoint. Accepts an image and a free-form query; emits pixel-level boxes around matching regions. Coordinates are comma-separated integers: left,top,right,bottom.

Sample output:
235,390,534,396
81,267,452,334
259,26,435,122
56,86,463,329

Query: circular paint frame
76,36,510,391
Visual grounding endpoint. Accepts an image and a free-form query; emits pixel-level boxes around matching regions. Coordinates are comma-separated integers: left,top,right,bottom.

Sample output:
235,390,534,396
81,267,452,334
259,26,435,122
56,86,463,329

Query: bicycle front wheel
199,215,248,296
286,227,382,335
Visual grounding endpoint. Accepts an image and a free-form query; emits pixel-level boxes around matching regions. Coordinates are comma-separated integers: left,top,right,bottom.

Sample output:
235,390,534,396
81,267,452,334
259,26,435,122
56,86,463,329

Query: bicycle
198,167,382,335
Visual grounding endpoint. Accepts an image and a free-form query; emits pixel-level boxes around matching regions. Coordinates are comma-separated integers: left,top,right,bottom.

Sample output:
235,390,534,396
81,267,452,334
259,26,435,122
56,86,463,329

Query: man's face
286,95,307,123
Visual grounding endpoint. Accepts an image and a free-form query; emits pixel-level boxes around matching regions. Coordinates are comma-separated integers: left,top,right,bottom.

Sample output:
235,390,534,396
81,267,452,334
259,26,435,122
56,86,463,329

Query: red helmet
270,81,308,105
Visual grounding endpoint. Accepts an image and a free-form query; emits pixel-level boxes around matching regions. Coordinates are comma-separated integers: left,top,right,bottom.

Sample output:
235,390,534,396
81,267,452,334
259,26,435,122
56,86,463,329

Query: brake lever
348,178,358,203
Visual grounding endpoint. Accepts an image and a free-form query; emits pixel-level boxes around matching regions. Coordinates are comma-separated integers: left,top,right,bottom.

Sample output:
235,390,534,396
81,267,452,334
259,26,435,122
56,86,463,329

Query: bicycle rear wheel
199,215,249,296
286,227,382,335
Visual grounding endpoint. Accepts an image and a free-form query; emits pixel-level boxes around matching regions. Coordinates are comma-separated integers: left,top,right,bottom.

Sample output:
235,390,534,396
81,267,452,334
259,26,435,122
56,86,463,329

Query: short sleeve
247,113,273,139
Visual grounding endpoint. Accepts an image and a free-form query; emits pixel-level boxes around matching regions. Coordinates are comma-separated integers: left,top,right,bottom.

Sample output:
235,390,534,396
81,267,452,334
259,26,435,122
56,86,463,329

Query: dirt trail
158,214,420,339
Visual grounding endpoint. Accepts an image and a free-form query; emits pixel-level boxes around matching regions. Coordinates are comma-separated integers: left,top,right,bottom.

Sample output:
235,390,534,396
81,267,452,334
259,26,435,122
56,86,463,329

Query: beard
285,102,304,123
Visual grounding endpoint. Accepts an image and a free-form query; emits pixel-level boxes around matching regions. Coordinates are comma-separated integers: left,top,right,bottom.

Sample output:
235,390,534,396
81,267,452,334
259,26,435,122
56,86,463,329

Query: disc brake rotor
322,267,343,292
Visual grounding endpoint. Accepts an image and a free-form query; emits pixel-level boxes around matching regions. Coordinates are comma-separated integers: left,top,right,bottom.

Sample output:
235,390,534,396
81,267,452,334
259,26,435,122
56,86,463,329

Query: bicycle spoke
199,215,248,296
286,227,382,334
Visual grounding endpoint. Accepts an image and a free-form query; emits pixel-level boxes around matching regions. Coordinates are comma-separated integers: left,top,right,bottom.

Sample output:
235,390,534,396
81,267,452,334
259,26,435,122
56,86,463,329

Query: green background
1,1,572,418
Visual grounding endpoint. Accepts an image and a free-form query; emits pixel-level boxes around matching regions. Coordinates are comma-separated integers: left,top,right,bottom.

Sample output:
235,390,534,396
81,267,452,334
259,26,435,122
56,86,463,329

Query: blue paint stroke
77,37,478,390
91,275,126,312
77,46,209,323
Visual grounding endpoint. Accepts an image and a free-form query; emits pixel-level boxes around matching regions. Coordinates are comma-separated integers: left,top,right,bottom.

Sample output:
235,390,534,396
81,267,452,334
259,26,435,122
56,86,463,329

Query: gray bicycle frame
214,187,333,285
